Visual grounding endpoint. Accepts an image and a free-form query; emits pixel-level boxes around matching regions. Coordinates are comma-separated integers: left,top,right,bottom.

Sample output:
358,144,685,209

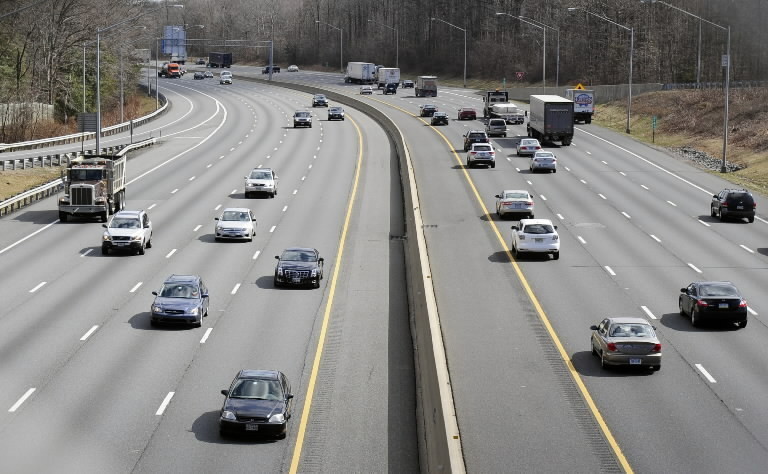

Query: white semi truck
58,154,127,222
345,62,376,84
564,88,594,124
376,67,400,88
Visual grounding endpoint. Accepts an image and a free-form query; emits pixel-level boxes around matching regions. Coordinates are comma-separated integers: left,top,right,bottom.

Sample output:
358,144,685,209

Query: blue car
150,274,209,327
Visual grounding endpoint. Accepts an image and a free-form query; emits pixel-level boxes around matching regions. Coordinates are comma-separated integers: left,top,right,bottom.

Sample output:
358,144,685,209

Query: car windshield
330,108,342,112
505,192,528,199
229,379,283,400
109,218,140,229
295,112,310,117
461,108,474,112
221,211,250,221
249,171,272,180
221,72,231,76
469,133,485,139
159,284,199,299
70,169,104,181
609,323,655,338
315,95,326,100
523,224,554,234
281,250,317,262
700,284,739,297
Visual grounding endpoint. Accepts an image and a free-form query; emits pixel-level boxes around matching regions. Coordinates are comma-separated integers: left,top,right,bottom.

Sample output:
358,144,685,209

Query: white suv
511,218,560,260
102,210,153,255
244,168,279,198
466,143,496,168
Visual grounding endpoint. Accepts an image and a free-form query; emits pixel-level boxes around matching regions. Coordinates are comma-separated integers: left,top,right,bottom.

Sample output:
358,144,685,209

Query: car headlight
103,233,112,241
131,234,142,241
277,267,283,275
311,269,318,277
59,197,70,204
221,410,236,421
152,305,162,313
269,413,285,423
188,307,199,315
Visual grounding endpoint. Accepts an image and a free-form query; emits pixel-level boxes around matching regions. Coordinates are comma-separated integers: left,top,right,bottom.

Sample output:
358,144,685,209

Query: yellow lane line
288,114,364,474
369,97,634,473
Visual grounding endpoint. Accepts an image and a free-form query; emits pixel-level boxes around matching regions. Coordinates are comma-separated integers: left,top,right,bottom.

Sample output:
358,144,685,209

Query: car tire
466,160,471,168
274,277,281,288
553,251,560,260
679,298,686,316
101,246,108,255
313,279,320,289
146,237,152,249
600,351,610,370
737,320,747,329
691,309,700,327
215,237,221,242
138,245,145,255
652,366,661,372
719,210,726,222
150,319,158,328
195,317,202,328
491,163,496,169
748,216,755,223
710,206,716,217
516,151,521,157
591,342,597,356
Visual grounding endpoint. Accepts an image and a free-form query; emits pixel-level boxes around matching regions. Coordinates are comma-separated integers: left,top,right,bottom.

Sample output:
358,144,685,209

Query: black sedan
274,247,324,288
679,281,748,328
219,370,293,439
419,104,438,117
431,112,449,125
328,107,345,121
193,72,204,80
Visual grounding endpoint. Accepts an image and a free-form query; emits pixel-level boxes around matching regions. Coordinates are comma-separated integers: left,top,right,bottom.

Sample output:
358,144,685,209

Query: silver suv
486,118,508,137
244,168,279,198
102,210,153,255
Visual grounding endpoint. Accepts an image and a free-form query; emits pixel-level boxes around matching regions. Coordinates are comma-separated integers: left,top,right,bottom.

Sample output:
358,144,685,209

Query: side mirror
214,217,219,221
145,222,151,228
511,225,518,230
202,293,209,298
712,194,719,198
680,288,687,293
589,325,598,330
221,389,228,396
275,255,280,260
286,393,294,400
554,225,558,230
102,224,107,228
252,218,257,221
318,257,324,262
152,291,158,296
495,194,501,198
244,176,248,179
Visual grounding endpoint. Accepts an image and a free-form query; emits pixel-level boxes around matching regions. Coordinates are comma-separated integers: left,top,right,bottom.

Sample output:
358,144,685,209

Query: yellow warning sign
574,83,586,90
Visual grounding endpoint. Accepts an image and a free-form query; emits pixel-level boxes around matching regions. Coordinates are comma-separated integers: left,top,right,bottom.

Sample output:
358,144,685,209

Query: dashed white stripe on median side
605,266,616,276
269,226,276,233
621,212,631,219
598,194,607,200
253,250,261,260
171,189,179,194
231,283,241,295
29,282,46,293
748,307,758,316
640,306,657,320
166,249,177,259
129,282,143,293
650,234,661,243
577,236,586,245
80,325,99,341
667,201,677,207
740,245,754,254
698,219,711,227
193,225,202,232
200,328,213,344
695,364,717,383
156,392,175,415
9,388,36,412
688,263,702,273
81,249,93,257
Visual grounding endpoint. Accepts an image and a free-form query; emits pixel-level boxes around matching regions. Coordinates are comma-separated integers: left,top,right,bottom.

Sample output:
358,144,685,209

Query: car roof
283,247,317,253
470,142,492,147
222,207,252,213
693,281,736,286
434,111,447,115
237,369,281,380
250,167,274,173
521,138,540,142
519,219,554,226
163,274,201,284
468,130,486,134
113,210,143,218
503,189,530,195
603,317,653,325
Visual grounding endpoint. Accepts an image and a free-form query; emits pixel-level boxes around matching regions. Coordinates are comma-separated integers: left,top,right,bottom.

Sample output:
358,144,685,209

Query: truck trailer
208,52,232,68
564,88,594,123
376,67,400,89
483,90,509,118
415,76,438,97
527,95,574,146
345,62,376,84
58,154,127,222
489,103,525,125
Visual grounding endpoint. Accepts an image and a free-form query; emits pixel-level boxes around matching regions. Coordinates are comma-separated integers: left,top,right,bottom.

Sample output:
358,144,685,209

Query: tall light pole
640,0,731,172
431,17,467,88
568,7,633,134
95,4,182,153
496,13,546,93
316,20,343,73
367,19,398,68
518,16,560,89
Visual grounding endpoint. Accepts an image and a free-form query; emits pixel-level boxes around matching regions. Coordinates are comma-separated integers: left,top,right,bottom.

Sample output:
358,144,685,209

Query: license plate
245,424,259,431
736,206,744,210
719,303,729,309
116,242,127,246
535,238,543,243
292,278,301,283
514,204,522,208
629,358,642,365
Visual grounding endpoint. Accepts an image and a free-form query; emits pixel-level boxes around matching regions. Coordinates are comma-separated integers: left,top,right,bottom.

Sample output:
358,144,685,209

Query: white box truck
564,88,594,124
345,62,376,84
376,67,400,88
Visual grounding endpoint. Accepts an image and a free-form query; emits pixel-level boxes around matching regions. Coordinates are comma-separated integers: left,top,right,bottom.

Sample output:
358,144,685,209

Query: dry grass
595,87,768,194
0,166,62,201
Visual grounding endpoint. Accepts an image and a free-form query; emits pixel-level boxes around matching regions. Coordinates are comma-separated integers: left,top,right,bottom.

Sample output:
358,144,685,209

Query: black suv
463,130,490,151
711,188,756,222
312,94,329,107
419,104,438,117
274,247,324,288
383,83,398,95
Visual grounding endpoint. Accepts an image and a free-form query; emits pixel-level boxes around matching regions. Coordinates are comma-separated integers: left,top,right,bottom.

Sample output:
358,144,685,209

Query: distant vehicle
419,104,438,117
208,52,232,68
196,58,206,65
58,153,126,223
679,281,748,328
328,107,345,121
527,95,574,146
530,151,557,173
287,65,299,72
431,112,449,126
590,318,661,371
204,71,213,78
483,90,509,118
101,210,152,255
171,55,187,65
274,247,324,288
457,107,477,120
511,218,560,259
489,103,525,124
565,88,594,123
345,61,376,84
466,143,495,168
214,208,256,242
383,82,398,95
193,72,204,80
158,62,181,78
516,138,541,157
485,118,508,137
219,370,293,439
219,71,232,84
244,168,278,198
377,67,400,89
415,75,437,97
293,110,312,128
462,130,489,151
312,94,328,107
711,188,756,222
401,80,414,88
263,65,281,74
359,85,373,95
495,189,534,219
151,274,209,327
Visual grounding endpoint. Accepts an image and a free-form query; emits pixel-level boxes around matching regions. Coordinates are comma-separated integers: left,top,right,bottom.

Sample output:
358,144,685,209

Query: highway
0,75,417,472
248,67,768,472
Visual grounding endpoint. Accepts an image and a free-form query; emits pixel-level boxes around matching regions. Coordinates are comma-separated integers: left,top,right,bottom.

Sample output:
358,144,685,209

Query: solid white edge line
739,244,754,253
747,307,758,316
29,281,46,293
8,388,36,412
231,283,241,295
156,392,175,415
605,266,616,276
200,328,213,344
695,364,717,383
129,282,143,293
0,220,58,255
688,263,703,273
640,306,657,320
80,325,99,341
698,219,711,227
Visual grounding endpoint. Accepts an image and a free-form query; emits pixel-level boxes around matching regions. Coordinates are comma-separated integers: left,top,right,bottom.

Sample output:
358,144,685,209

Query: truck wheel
585,117,592,124
59,211,68,223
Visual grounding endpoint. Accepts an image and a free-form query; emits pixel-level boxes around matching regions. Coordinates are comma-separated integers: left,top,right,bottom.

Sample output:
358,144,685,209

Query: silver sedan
530,151,557,173
590,317,662,372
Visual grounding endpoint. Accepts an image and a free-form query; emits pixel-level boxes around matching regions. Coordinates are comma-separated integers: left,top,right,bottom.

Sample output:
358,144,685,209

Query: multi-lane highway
0,75,417,472
3,65,768,473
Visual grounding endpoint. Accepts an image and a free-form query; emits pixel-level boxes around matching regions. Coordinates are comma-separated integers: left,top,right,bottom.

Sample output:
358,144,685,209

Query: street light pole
430,17,467,88
568,7,633,133
367,19,398,68
315,20,343,73
518,16,560,89
496,13,546,93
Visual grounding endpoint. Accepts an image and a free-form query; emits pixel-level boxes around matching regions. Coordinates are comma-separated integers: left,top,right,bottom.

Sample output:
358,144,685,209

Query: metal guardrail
0,86,167,154
0,138,157,217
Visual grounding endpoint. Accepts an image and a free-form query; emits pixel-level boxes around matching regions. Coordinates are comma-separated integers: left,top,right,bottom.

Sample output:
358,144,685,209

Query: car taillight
696,299,709,307
652,343,662,352
739,300,747,308
502,201,512,206
720,201,728,207
607,343,617,351
535,146,541,150
753,202,757,208
552,235,558,241
470,152,477,155
525,201,533,206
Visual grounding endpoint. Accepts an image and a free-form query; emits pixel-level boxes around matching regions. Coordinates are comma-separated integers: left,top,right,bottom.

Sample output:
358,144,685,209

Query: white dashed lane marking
8,388,36,413
29,282,46,293
695,364,717,383
640,306,657,320
80,325,99,341
156,392,175,415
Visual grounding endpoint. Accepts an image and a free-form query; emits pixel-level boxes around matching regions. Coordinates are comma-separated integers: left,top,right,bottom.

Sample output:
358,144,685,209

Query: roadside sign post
652,115,658,143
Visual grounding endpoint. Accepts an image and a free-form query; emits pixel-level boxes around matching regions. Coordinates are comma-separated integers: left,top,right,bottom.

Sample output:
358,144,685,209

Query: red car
458,107,477,120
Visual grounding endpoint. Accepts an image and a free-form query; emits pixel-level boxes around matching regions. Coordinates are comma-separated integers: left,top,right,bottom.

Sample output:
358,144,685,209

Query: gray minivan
486,118,508,137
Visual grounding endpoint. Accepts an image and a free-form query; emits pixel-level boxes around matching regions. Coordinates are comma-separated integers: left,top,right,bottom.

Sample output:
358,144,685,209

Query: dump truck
345,62,376,84
564,88,594,123
58,154,127,222
415,75,438,97
208,52,232,68
158,62,181,78
489,103,525,124
376,67,400,89
527,95,574,146
483,90,509,118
